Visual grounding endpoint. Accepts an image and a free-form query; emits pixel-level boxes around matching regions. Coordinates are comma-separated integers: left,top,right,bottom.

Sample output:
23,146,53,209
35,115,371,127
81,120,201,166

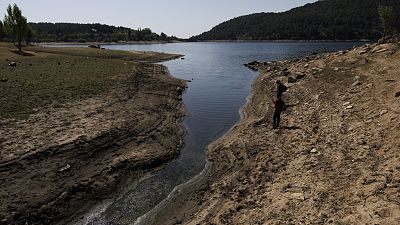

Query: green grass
0,55,133,119
0,43,177,119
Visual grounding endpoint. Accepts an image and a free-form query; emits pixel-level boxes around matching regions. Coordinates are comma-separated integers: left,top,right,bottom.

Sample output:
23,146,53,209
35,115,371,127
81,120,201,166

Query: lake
68,41,367,224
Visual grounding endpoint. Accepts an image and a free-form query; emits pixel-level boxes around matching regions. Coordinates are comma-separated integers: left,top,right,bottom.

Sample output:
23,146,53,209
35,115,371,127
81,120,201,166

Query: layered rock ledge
0,62,186,224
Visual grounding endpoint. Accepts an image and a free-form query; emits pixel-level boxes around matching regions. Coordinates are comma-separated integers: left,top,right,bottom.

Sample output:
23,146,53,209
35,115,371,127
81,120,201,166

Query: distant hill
191,0,400,41
29,22,179,43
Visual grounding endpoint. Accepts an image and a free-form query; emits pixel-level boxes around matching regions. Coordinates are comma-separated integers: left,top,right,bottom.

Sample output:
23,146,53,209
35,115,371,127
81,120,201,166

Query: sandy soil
148,40,400,225
0,62,186,224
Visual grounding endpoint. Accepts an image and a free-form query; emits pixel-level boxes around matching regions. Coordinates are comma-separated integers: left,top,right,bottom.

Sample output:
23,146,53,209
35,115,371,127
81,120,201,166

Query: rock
359,50,367,54
376,49,388,53
395,92,400,97
247,61,260,66
8,62,16,67
310,148,318,154
343,102,351,106
290,193,305,201
380,110,388,116
346,105,353,109
176,87,183,95
88,44,101,49
263,62,272,66
245,66,258,71
59,164,71,172
337,51,344,55
244,61,260,71
181,57,185,60
379,35,400,43
334,67,339,71
0,78,8,82
288,76,297,83
304,63,309,68
296,74,306,80
352,80,361,86
281,70,291,76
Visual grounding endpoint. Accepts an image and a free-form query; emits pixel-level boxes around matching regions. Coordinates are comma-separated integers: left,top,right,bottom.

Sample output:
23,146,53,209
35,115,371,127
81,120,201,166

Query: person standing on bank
273,93,286,129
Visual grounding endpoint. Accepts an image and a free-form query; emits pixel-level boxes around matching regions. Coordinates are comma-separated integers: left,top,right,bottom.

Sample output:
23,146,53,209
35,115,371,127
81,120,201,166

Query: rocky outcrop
0,63,186,224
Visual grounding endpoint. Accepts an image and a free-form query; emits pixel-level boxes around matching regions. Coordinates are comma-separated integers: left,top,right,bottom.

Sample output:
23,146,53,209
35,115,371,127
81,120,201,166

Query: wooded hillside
191,0,400,41
29,22,178,42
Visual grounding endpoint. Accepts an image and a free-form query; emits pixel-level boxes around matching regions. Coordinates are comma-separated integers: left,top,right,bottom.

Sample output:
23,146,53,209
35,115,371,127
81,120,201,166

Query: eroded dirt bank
149,40,400,225
0,62,186,224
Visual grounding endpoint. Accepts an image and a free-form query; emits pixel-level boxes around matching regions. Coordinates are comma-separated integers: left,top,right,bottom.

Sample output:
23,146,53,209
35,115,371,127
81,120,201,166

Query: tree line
191,0,400,41
28,22,179,43
0,3,180,54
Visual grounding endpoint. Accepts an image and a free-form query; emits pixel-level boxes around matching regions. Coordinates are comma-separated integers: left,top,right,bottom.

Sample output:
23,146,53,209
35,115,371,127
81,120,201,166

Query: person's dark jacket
277,83,287,95
274,98,286,112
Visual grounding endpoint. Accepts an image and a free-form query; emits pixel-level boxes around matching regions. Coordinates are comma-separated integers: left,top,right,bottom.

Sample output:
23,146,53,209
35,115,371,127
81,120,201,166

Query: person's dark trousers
273,110,281,128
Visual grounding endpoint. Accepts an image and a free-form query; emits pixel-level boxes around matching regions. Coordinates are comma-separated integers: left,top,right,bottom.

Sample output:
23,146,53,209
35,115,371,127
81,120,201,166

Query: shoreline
0,44,188,224
146,39,400,224
135,55,264,224
188,39,375,43
67,65,191,225
40,40,183,46
143,45,266,225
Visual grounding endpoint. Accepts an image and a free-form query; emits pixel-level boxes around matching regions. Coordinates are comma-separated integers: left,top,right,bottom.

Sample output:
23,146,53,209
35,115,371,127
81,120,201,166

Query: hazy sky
0,0,317,38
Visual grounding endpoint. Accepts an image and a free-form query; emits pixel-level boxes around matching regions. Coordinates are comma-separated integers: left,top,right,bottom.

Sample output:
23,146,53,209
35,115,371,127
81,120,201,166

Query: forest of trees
0,4,179,44
28,23,179,43
191,0,400,41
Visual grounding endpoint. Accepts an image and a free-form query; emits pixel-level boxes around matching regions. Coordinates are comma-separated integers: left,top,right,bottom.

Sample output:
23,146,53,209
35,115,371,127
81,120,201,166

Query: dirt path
0,62,186,225
148,41,400,225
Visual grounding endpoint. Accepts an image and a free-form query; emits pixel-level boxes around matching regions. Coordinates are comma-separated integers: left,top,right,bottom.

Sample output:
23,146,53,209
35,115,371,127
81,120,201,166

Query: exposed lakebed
63,42,367,224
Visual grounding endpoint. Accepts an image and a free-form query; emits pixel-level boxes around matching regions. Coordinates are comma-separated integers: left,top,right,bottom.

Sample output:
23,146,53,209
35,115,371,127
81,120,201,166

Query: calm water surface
66,42,366,224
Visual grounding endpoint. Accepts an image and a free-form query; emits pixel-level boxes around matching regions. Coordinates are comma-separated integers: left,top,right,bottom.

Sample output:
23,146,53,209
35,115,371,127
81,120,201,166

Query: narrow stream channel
64,42,366,224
